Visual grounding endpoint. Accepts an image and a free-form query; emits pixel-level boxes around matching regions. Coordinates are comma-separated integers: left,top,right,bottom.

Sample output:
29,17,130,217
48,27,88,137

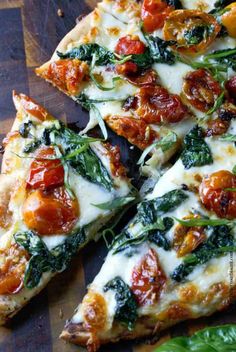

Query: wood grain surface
0,1,235,351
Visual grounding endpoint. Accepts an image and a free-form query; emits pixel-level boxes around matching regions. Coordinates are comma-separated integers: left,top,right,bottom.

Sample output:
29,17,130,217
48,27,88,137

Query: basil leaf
92,196,135,210
181,125,213,169
104,277,138,330
154,324,236,352
206,91,225,115
57,44,115,66
174,217,232,227
137,132,177,165
205,47,236,71
145,35,176,65
220,133,236,142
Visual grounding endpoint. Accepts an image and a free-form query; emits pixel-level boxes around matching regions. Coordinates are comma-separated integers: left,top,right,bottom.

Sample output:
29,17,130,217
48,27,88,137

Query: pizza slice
61,117,236,350
36,0,236,176
0,92,132,324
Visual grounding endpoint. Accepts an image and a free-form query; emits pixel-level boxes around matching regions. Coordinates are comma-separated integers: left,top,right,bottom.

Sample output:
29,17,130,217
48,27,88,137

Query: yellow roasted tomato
163,10,221,55
221,2,236,38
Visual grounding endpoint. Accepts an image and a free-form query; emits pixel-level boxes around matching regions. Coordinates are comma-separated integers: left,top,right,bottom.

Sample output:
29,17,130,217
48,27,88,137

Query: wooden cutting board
0,1,235,351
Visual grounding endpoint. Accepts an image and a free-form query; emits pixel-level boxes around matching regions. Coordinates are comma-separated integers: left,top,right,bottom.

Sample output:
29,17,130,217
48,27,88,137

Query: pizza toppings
206,118,230,137
131,248,166,306
82,291,107,332
225,76,236,101
0,244,28,295
115,35,146,56
182,69,222,112
26,146,64,190
104,143,127,178
117,67,158,87
163,10,221,55
104,115,158,150
221,2,236,38
141,0,175,33
133,85,187,124
199,170,236,219
22,187,79,235
41,59,89,95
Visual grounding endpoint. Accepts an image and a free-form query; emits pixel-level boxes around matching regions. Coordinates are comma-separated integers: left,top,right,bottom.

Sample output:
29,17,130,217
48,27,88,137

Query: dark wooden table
0,1,235,351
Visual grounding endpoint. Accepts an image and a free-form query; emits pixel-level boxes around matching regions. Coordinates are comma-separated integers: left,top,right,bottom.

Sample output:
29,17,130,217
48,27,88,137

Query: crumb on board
59,308,64,319
57,8,64,17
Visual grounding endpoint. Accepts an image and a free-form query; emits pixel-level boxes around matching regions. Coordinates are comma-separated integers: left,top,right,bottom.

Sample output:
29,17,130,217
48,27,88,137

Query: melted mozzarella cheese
181,0,215,12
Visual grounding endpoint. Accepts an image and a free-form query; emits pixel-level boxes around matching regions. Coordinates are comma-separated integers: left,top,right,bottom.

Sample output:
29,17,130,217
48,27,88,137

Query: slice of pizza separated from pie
36,0,236,176
0,92,132,324
61,116,236,351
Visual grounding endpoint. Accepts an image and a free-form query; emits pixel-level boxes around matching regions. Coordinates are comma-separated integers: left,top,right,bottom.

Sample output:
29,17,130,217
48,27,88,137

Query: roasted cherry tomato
222,2,236,38
13,92,52,121
163,10,221,55
182,69,222,112
134,85,187,124
26,146,64,191
120,68,158,87
218,102,236,121
82,291,107,331
104,143,127,178
173,216,206,257
131,248,166,306
40,59,89,96
0,244,29,295
199,170,236,219
22,187,79,235
104,115,159,150
115,35,146,55
116,61,138,76
206,118,229,137
226,76,236,101
141,0,175,33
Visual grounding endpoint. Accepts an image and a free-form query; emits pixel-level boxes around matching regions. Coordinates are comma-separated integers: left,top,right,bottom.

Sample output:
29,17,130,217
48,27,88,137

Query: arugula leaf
103,276,138,330
57,44,115,66
181,125,213,169
171,224,234,282
92,196,135,210
137,131,177,165
14,229,86,288
154,324,236,352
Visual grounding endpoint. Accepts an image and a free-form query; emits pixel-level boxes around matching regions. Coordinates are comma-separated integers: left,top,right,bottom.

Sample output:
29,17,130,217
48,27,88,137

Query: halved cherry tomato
199,170,236,219
0,244,29,295
104,143,127,178
163,10,221,55
182,69,222,112
173,216,206,257
120,68,158,87
104,115,159,150
226,76,236,101
13,92,52,121
222,2,236,38
131,248,166,306
134,85,187,124
41,59,89,96
82,291,107,331
115,35,146,55
116,61,138,76
141,0,175,33
218,102,236,121
206,118,229,137
22,187,79,235
26,146,64,190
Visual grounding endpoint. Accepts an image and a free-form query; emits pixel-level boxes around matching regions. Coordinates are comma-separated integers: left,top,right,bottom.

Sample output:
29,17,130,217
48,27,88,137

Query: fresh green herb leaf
181,125,213,169
57,44,115,66
233,165,236,174
104,277,138,330
225,188,236,191
137,132,178,165
220,133,236,142
23,140,41,153
184,25,214,45
171,224,234,282
14,229,86,288
206,91,225,115
205,47,236,71
174,217,232,227
19,120,34,138
144,35,176,65
154,324,236,352
92,196,135,210
166,0,182,8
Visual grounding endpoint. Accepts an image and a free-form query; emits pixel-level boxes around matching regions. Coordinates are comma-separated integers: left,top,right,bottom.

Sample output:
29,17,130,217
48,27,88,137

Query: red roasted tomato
226,76,236,101
141,0,175,33
22,187,79,235
134,85,187,124
26,146,64,190
13,92,52,121
40,59,89,96
182,69,222,112
131,248,166,306
199,170,236,219
0,244,29,295
115,35,146,55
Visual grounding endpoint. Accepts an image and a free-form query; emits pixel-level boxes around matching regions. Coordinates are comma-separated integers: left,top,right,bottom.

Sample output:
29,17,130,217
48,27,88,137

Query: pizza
0,92,132,324
35,0,236,176
60,119,236,351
